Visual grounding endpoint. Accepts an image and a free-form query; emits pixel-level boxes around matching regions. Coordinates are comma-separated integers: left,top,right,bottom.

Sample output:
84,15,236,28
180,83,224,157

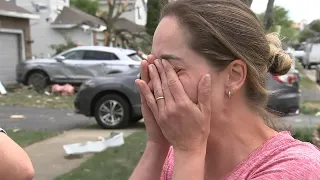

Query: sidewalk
24,128,140,180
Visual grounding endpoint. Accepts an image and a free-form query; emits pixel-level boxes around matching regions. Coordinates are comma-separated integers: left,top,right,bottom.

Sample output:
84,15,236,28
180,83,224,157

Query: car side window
83,51,119,60
62,51,85,60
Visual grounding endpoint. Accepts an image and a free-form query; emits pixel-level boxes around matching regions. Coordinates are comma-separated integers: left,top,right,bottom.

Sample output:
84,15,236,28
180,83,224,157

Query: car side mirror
55,56,65,62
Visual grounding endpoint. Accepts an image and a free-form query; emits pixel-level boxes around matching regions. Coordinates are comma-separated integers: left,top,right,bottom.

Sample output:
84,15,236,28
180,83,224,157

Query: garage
0,0,39,85
0,32,20,84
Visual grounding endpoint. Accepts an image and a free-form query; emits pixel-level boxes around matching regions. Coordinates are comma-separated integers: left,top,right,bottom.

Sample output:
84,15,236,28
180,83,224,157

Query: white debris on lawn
63,132,124,156
316,112,320,116
10,115,25,119
0,81,7,95
13,129,21,132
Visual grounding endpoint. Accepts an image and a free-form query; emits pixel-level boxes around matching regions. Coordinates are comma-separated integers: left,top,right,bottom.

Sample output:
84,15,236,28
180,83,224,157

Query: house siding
16,0,95,58
58,28,93,46
0,16,31,59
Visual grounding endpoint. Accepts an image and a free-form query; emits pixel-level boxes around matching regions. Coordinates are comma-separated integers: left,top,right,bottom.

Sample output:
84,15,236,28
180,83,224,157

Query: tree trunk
240,0,253,7
264,0,275,30
159,0,168,9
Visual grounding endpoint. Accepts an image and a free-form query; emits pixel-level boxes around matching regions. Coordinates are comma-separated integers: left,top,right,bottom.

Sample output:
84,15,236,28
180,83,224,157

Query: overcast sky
251,0,320,23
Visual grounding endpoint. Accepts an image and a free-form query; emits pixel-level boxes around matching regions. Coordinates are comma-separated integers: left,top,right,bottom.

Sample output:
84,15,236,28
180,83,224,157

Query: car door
53,50,85,83
104,52,133,73
81,50,117,77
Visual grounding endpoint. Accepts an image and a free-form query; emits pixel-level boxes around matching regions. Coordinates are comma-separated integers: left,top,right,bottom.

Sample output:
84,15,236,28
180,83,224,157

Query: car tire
27,72,49,93
94,94,131,129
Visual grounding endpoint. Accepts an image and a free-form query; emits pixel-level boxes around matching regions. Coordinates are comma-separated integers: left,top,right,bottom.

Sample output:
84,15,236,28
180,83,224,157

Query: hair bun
266,33,292,75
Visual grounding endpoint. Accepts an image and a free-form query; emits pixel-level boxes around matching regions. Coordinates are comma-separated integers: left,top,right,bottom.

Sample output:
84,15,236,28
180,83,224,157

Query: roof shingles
0,0,33,15
52,6,145,33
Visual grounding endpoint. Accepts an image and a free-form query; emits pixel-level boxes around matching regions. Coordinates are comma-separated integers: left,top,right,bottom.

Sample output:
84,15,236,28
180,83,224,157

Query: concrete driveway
0,106,92,131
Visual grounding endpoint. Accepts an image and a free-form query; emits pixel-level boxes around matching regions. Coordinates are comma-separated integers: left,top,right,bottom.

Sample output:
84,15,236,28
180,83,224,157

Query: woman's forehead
152,17,187,58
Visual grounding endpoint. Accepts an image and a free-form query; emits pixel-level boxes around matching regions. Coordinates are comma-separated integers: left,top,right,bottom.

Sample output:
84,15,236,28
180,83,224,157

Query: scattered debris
12,129,21,132
10,115,25,119
44,91,51,96
63,132,124,156
0,81,7,95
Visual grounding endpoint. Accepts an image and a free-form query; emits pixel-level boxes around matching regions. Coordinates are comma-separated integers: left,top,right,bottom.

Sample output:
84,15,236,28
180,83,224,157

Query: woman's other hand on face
135,55,169,147
143,59,212,154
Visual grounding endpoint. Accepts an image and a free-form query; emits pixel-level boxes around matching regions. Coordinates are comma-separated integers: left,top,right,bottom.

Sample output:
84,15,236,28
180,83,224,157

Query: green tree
258,6,298,42
298,20,320,42
309,20,320,32
70,0,99,16
146,0,161,36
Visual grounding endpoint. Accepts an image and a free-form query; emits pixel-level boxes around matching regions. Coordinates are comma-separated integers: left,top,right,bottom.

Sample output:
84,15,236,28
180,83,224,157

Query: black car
75,69,300,129
74,69,142,129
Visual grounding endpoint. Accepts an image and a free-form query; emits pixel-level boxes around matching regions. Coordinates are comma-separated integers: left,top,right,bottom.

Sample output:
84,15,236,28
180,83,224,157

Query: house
15,0,106,58
0,0,39,84
99,0,148,26
51,6,106,46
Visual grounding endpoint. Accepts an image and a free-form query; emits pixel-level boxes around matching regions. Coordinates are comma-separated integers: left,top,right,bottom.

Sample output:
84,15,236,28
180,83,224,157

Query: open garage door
0,32,20,84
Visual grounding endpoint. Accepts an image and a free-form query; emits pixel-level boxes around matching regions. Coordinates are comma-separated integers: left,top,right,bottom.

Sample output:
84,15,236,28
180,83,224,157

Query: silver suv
16,46,141,91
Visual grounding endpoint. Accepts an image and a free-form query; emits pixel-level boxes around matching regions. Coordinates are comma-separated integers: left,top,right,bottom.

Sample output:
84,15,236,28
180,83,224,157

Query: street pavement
0,106,92,131
0,105,319,131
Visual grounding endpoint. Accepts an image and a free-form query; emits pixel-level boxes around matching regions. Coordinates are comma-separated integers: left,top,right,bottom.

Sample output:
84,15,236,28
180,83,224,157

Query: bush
292,127,314,143
50,40,77,55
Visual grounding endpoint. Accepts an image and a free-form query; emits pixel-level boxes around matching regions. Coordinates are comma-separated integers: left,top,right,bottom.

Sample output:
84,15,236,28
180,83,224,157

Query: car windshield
128,53,142,61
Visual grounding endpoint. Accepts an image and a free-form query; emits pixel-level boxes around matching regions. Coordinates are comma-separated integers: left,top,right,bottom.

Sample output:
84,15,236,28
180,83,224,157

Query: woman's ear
226,59,247,95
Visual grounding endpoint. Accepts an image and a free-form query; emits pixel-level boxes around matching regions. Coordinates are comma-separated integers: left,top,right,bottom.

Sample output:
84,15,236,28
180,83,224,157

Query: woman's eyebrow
159,54,183,61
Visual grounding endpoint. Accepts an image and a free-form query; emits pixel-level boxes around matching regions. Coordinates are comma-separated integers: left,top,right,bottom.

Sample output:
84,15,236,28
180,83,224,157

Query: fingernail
204,74,211,86
154,59,159,65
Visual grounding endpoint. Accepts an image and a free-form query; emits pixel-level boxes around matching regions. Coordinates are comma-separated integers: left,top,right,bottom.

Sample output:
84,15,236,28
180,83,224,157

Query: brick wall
0,16,31,59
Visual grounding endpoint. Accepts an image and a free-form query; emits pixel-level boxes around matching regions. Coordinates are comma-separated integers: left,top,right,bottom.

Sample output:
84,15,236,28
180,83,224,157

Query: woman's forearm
130,142,169,180
0,133,34,180
173,147,207,180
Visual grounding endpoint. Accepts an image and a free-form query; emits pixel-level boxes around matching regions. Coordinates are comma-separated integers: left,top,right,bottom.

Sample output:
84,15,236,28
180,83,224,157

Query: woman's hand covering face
138,58,212,153
135,55,169,146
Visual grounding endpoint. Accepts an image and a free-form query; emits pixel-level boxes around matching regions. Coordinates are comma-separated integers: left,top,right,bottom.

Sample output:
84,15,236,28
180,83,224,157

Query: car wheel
27,72,49,93
94,94,130,129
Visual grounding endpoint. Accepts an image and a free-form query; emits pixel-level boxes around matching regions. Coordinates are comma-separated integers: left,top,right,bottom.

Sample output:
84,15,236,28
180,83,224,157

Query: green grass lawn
295,62,317,89
55,131,147,180
0,86,74,109
301,101,320,115
6,129,59,147
300,76,317,89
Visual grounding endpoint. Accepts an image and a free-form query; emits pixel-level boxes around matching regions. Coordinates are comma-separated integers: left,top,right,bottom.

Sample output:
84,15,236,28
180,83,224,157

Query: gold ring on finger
156,96,165,101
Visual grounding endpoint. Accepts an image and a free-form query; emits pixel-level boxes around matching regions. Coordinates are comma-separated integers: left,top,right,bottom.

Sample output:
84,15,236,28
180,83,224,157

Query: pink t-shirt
160,131,320,179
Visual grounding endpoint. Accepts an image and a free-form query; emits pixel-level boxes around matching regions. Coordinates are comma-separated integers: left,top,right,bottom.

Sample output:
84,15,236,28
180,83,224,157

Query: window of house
137,6,142,20
83,51,119,60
